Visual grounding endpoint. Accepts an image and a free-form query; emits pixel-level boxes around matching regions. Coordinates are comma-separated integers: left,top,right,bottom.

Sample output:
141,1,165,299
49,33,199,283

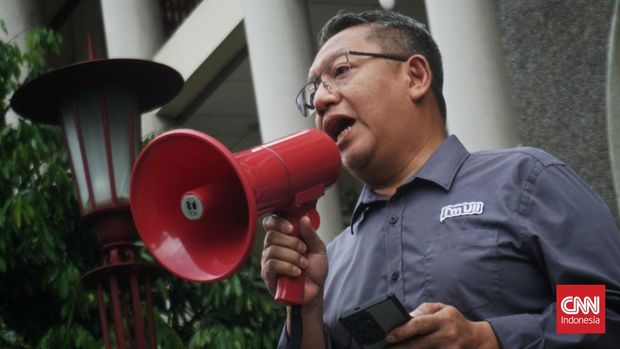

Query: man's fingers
260,257,302,297
410,302,445,318
262,215,293,234
263,230,306,254
386,314,441,344
262,215,324,254
386,303,445,344
299,216,326,254
260,258,304,291
261,258,303,277
262,245,309,270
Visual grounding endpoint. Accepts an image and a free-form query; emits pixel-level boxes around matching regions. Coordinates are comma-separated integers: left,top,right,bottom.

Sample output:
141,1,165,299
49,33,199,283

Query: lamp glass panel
60,103,90,211
133,97,141,170
76,87,112,208
106,86,138,201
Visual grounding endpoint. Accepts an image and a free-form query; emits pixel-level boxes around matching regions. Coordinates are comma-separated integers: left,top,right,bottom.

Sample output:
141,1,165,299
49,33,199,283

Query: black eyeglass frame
295,50,409,117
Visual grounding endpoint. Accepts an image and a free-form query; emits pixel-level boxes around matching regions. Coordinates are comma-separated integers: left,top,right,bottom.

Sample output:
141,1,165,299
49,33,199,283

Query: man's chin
341,151,370,178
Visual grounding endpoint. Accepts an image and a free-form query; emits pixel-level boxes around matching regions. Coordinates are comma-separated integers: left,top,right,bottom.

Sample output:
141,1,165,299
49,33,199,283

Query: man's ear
407,55,432,102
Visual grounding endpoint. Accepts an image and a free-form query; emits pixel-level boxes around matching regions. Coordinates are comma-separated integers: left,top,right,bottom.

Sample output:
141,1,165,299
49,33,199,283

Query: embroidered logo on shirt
439,201,484,223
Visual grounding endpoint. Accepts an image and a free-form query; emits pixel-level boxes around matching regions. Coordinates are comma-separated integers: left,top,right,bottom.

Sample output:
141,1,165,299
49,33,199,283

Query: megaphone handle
275,212,304,305
274,208,319,305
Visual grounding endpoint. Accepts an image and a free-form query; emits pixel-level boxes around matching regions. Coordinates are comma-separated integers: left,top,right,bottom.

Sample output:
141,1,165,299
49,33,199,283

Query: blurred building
2,0,619,241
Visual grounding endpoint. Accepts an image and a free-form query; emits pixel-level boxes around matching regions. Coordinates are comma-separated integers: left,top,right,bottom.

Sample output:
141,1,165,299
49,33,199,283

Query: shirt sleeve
487,163,620,348
276,326,289,349
276,324,335,349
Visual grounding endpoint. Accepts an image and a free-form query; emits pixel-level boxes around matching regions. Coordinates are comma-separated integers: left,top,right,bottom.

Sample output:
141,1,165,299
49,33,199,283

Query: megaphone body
130,128,341,304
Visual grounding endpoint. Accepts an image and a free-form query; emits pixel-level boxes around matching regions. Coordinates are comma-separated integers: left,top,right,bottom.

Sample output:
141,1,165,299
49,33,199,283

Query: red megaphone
130,128,341,305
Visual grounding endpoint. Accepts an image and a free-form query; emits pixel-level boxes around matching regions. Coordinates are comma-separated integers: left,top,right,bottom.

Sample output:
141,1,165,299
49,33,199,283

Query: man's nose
314,81,341,116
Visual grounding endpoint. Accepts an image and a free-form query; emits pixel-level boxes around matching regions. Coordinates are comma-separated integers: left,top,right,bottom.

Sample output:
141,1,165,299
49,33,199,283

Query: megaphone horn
130,128,341,305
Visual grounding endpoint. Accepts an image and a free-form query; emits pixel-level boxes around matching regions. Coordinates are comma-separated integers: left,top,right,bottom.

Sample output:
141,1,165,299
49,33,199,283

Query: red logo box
556,284,605,334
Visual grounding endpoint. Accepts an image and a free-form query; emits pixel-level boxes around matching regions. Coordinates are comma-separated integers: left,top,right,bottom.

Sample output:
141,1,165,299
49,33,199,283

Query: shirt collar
414,135,470,191
351,135,469,227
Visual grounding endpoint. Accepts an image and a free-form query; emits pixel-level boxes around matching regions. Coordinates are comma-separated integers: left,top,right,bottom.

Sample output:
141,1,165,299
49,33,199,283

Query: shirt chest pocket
421,229,501,315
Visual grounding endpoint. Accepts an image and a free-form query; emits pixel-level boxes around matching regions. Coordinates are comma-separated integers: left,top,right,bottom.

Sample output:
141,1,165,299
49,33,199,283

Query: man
261,9,620,348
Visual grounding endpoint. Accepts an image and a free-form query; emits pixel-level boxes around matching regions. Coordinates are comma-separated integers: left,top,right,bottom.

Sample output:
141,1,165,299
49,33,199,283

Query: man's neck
369,133,446,197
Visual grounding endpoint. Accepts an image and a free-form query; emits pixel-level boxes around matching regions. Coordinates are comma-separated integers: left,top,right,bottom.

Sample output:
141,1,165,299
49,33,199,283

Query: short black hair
318,10,446,122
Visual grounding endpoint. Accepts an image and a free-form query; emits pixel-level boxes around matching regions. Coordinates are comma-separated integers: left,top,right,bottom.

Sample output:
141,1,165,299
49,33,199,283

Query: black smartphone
338,294,411,349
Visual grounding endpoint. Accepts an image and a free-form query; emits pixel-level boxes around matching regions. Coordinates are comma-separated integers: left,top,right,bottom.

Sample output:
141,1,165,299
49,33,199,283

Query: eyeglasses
295,50,409,117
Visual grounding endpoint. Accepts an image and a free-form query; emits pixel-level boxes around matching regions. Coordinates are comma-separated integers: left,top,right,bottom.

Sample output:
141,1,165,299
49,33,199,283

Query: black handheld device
338,294,411,349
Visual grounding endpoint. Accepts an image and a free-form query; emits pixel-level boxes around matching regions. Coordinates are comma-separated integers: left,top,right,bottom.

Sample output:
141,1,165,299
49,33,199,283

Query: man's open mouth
325,117,355,143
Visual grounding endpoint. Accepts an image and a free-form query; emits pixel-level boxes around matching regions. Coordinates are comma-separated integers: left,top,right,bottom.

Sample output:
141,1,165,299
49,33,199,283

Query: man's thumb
299,216,326,254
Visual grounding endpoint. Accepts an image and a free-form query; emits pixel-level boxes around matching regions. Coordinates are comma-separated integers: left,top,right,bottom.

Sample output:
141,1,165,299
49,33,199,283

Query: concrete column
0,0,41,47
1,0,42,125
100,0,165,59
243,0,344,241
607,0,620,217
99,0,172,137
425,0,518,151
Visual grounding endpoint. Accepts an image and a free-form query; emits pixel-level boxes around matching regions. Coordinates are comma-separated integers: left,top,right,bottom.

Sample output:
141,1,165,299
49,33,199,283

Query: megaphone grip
274,212,309,305
275,274,304,305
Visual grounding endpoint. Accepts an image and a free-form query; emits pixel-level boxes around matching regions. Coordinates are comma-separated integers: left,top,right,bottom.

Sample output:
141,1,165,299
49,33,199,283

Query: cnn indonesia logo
556,284,605,334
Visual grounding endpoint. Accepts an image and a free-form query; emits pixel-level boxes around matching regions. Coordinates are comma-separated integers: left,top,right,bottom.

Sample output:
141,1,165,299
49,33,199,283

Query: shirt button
389,216,398,225
391,272,400,281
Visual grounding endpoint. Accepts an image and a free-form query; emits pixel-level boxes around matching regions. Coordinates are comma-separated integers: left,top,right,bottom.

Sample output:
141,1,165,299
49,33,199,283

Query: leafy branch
0,20,61,124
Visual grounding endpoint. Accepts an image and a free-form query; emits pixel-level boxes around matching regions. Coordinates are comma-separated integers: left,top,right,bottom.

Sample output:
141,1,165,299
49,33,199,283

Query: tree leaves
0,20,62,117
149,257,285,348
35,324,99,349
23,28,62,77
0,120,101,348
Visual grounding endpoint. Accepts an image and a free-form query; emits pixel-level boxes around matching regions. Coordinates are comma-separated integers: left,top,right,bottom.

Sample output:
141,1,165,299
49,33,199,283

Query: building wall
497,0,619,220
2,0,618,224
609,0,620,218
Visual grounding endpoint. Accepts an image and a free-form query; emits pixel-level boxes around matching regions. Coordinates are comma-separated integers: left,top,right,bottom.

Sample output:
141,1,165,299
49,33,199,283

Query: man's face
310,25,422,181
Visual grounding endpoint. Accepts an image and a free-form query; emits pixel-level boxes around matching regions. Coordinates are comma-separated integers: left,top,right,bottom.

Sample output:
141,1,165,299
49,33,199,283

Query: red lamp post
10,58,183,348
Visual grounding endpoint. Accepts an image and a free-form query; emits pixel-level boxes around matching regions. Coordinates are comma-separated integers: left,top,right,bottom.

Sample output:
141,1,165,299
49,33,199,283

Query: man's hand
386,303,500,349
260,215,328,307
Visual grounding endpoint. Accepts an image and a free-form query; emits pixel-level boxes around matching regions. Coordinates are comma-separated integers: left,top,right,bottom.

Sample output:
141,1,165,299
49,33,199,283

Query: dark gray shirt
280,135,620,348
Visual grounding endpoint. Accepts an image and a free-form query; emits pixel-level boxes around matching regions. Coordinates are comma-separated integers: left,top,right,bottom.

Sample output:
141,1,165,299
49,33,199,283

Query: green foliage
148,257,285,349
36,325,100,349
0,120,102,348
0,21,61,117
0,19,285,348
